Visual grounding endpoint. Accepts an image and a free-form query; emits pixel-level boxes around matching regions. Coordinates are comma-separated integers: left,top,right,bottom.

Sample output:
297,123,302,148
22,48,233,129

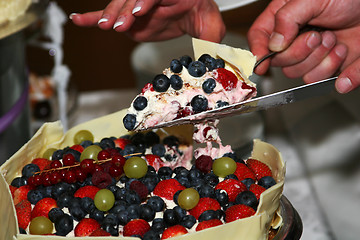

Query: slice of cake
123,38,257,132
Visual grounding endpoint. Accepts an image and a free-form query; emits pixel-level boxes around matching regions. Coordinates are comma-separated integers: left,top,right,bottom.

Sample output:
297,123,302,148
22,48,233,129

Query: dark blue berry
224,174,238,180
170,75,183,90
199,209,217,222
57,192,74,209
69,203,86,221
173,166,188,177
191,95,208,113
51,182,71,199
198,54,216,71
235,191,258,210
80,140,93,148
103,213,119,226
144,131,160,147
203,173,219,187
54,214,73,236
158,166,172,180
180,215,196,229
170,59,183,73
216,100,229,108
102,222,119,236
188,167,203,181
179,55,192,68
121,144,137,157
147,196,165,212
133,96,148,111
188,61,206,77
174,206,187,219
81,197,95,213
27,189,45,205
90,208,105,222
163,135,179,147
99,137,115,149
152,74,170,92
163,209,180,226
11,177,27,187
215,58,225,69
123,114,137,131
139,204,156,222
110,202,127,214
198,184,215,198
19,228,27,234
223,152,244,164
215,189,229,207
143,230,160,240
152,144,166,157
258,176,276,189
22,164,40,178
175,175,191,188
127,204,141,219
241,178,255,189
117,209,130,226
151,218,165,234
202,78,216,93
52,149,64,160
48,208,64,223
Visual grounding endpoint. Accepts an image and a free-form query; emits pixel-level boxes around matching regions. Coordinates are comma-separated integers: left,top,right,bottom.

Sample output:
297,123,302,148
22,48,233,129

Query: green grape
80,145,102,162
94,189,115,212
29,216,53,235
212,157,237,178
123,156,148,179
42,148,57,160
73,130,94,145
178,188,200,210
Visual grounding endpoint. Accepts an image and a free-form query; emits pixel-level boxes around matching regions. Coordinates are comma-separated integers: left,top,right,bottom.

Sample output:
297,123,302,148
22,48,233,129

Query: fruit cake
0,110,285,240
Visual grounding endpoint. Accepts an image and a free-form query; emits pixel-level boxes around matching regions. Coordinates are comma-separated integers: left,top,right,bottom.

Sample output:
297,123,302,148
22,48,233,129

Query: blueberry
215,189,229,207
81,197,95,213
163,209,180,226
144,131,160,147
69,203,86,221
52,149,64,160
258,176,276,189
173,166,188,177
188,61,206,77
103,212,119,226
54,214,73,236
179,55,192,68
152,144,166,157
11,177,27,188
202,78,216,93
139,204,156,222
48,208,64,223
224,174,238,180
80,140,93,148
157,166,172,180
142,177,159,192
57,192,74,208
198,54,216,71
235,191,258,210
180,215,196,229
99,137,115,149
216,100,229,108
143,230,160,240
110,202,127,215
121,144,137,157
102,222,119,236
163,135,179,147
127,204,141,219
241,178,255,189
175,175,191,188
151,218,165,234
152,74,170,92
203,173,219,188
123,114,137,131
170,75,183,90
27,189,44,204
223,152,244,164
173,190,182,205
51,182,71,199
191,95,208,113
188,167,203,181
133,96,148,111
117,209,130,226
19,228,27,234
199,209,217,222
90,208,105,222
214,58,225,69
174,206,187,219
22,164,40,178
147,196,165,212
215,209,226,221
198,184,215,198
170,59,183,73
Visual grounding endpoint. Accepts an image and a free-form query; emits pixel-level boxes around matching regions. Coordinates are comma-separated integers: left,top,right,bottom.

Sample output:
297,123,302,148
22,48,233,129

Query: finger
336,57,360,93
303,44,347,83
269,0,324,52
70,11,103,27
113,0,141,31
281,31,337,78
131,0,161,16
98,0,128,30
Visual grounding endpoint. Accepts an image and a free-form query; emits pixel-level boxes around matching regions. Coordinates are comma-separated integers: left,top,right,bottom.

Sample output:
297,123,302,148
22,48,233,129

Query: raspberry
195,155,213,173
215,68,238,91
92,171,113,188
129,180,149,200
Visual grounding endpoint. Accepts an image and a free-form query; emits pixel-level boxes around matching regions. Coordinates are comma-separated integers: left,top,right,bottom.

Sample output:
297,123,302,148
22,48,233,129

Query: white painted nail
69,13,78,20
132,6,142,14
113,19,125,29
98,18,109,24
132,1,144,14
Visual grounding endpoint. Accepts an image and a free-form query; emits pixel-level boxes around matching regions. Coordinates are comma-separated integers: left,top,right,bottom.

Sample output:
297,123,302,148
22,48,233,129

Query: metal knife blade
139,76,337,131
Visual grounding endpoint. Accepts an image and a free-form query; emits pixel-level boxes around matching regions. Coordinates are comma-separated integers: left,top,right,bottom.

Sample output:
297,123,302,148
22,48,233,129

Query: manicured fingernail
98,16,109,24
335,77,352,93
113,16,125,29
335,45,347,58
269,32,285,52
132,1,143,14
322,31,335,48
306,33,321,49
69,13,78,20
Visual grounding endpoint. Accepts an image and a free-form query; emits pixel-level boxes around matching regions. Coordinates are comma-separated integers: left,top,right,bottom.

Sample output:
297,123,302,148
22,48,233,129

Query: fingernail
69,13,78,20
335,77,352,93
132,1,143,14
306,33,321,49
322,31,335,48
98,15,110,25
113,16,125,29
335,45,347,58
269,32,285,52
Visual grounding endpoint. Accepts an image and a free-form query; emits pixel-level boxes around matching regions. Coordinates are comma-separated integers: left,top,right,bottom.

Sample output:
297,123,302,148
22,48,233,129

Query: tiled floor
67,69,360,239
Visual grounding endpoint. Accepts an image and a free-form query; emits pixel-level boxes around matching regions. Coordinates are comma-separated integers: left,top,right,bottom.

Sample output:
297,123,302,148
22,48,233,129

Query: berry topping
215,179,247,202
195,155,213,173
189,197,221,219
188,61,206,77
133,96,148,111
31,197,57,219
202,78,216,93
233,162,256,181
198,54,216,71
31,158,51,171
123,114,137,131
74,218,101,237
215,68,238,91
190,95,208,113
161,225,188,239
179,55,192,68
246,158,272,180
235,191,258,210
170,75,183,90
152,74,170,92
196,219,223,231
92,171,113,188
141,82,154,93
258,176,276,189
123,219,151,237
153,179,185,200
225,204,256,223
15,199,31,230
74,185,100,199
170,59,183,73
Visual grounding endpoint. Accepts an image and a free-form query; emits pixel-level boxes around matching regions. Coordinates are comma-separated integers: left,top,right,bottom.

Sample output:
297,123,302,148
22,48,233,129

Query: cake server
140,76,337,131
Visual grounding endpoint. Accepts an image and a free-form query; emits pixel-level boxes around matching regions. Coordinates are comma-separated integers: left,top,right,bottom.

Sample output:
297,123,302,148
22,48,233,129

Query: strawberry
249,184,266,200
161,225,188,239
13,185,34,205
15,199,31,229
141,83,154,93
9,185,17,198
74,218,101,237
89,228,111,236
233,162,256,181
145,154,164,170
114,138,131,149
225,204,256,223
123,219,150,237
246,159,272,180
215,179,247,202
70,144,84,153
74,185,100,199
153,179,185,200
215,68,238,91
31,197,57,219
189,197,221,219
196,219,223,231
31,158,51,171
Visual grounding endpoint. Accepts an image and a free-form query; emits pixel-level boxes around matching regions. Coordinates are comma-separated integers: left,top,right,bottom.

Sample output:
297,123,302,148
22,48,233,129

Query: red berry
249,184,266,200
189,197,221,219
141,83,154,93
74,185,100,199
42,173,52,187
80,159,95,174
28,175,42,187
109,166,123,178
145,154,164,171
74,218,101,237
31,197,57,219
92,171,113,188
153,179,185,200
215,68,238,91
196,219,223,231
89,228,111,236
195,155,213,173
161,225,188,239
75,168,87,182
15,199,31,230
129,180,149,200
13,185,34,205
49,171,62,185
50,160,63,169
63,154,76,166
31,158,51,171
93,164,104,173
106,148,120,157
215,179,247,202
225,204,256,223
97,150,111,160
114,138,131,149
233,163,256,181
111,155,126,168
246,158,272,180
123,219,150,237
70,144,84,153
64,170,76,184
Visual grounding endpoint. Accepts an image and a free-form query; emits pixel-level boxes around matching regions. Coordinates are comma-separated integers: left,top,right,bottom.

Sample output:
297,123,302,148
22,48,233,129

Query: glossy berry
188,61,206,77
202,78,216,93
170,59,183,73
235,191,258,210
152,144,166,157
195,155,213,173
190,95,208,113
214,58,225,68
215,68,238,91
170,75,183,90
258,176,276,189
212,157,237,178
123,114,137,131
198,54,216,71
133,96,148,111
216,100,229,108
73,130,94,145
147,196,165,212
179,55,192,68
54,214,73,236
152,74,170,92
178,188,200,210
22,164,40,179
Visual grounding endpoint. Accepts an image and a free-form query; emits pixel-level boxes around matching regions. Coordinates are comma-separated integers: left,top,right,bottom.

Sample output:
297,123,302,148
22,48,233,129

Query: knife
139,76,337,131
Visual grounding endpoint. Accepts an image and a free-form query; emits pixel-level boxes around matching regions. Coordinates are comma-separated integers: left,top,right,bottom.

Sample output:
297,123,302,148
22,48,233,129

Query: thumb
269,0,322,52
